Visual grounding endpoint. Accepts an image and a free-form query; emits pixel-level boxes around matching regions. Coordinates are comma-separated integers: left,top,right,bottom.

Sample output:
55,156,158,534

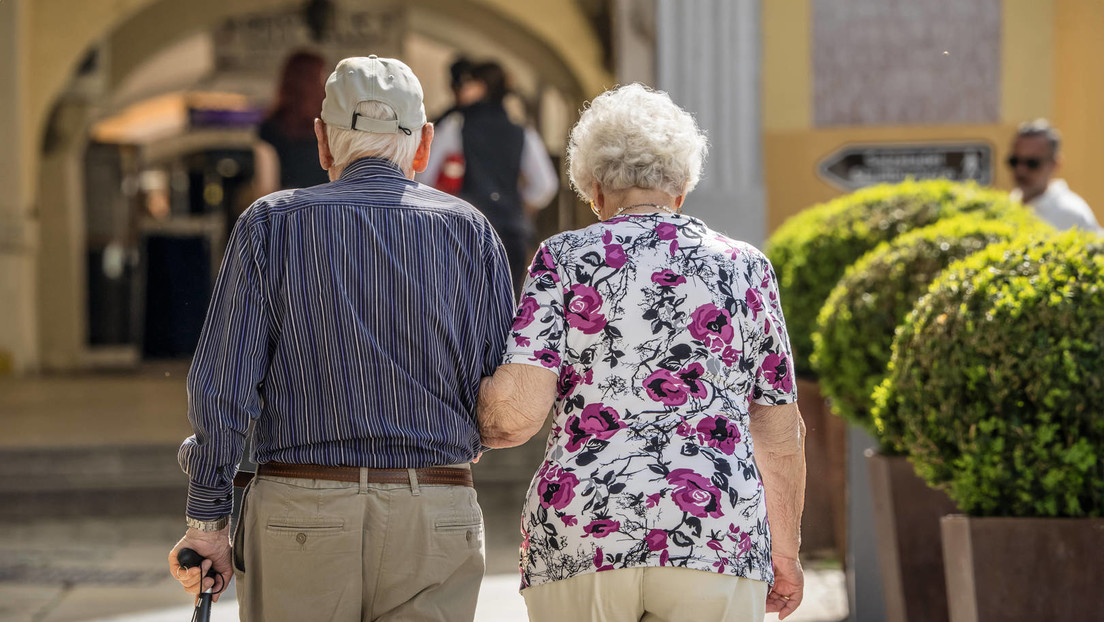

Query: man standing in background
1008,119,1102,231
421,61,559,293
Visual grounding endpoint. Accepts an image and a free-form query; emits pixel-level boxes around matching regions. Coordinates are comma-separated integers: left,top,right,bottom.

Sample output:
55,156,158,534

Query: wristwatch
186,516,230,532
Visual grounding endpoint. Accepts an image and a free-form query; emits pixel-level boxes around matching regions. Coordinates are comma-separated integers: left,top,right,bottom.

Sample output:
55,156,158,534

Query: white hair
567,83,708,203
327,100,421,174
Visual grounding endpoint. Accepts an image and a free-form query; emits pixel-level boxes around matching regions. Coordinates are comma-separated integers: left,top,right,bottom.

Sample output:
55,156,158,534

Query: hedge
811,213,1048,437
872,231,1104,517
765,180,1024,378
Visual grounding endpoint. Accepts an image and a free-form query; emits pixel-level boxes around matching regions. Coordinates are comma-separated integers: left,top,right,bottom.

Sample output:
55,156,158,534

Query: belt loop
359,467,368,494
408,468,421,496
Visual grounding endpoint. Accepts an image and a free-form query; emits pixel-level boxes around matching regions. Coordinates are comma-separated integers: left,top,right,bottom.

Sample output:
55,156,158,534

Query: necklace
611,203,679,218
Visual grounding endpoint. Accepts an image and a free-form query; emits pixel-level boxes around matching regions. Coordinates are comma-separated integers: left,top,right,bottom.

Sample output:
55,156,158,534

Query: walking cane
177,548,218,622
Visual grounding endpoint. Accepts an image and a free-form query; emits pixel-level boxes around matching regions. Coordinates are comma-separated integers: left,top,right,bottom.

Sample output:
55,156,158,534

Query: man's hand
766,554,804,619
168,526,233,603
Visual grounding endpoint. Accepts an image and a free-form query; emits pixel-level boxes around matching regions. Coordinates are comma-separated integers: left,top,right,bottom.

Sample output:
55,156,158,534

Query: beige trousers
232,467,485,622
521,566,768,622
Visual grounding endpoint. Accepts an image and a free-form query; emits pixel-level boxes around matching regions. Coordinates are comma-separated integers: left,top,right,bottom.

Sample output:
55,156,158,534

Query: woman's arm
478,363,558,448
749,401,806,619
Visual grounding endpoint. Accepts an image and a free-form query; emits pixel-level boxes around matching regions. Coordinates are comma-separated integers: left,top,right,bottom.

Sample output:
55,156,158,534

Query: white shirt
1011,179,1102,232
418,113,560,208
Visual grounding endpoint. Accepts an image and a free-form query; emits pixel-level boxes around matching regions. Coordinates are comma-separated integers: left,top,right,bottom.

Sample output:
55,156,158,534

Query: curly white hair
567,83,708,203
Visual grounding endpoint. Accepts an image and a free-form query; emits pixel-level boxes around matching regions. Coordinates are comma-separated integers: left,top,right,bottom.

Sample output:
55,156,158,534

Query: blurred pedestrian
1008,119,1101,231
478,84,807,621
420,60,559,293
433,56,476,124
253,51,331,196
168,55,514,622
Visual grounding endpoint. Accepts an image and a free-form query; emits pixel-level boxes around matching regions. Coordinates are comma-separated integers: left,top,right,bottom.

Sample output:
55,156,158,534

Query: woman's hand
478,364,557,447
766,554,804,619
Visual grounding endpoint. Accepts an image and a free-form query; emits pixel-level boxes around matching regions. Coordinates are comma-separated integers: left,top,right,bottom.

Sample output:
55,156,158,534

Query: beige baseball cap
321,55,427,135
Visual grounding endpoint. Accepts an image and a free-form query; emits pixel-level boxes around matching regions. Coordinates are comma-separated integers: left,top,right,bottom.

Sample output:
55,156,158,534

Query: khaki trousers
232,467,485,622
521,567,768,622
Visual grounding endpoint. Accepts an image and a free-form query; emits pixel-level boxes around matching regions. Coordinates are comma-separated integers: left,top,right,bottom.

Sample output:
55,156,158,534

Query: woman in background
253,51,330,195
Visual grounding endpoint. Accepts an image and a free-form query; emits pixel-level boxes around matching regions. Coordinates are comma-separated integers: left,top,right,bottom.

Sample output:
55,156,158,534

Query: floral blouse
503,213,797,590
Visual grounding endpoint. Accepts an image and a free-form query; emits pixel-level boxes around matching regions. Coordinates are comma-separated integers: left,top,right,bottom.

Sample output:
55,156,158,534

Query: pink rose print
689,304,734,351
537,464,579,510
645,493,662,508
745,288,764,320
666,468,724,518
515,336,531,348
676,420,693,437
646,529,668,551
677,363,709,400
562,514,578,527
761,352,794,393
706,539,725,552
512,296,540,331
564,403,625,452
521,528,530,551
593,547,615,571
565,285,607,334
659,549,670,566
643,369,689,406
651,269,687,286
720,346,741,367
669,240,679,256
604,244,628,269
531,349,561,369
557,366,587,399
728,524,752,555
656,222,678,241
696,415,741,455
583,519,621,538
529,245,560,282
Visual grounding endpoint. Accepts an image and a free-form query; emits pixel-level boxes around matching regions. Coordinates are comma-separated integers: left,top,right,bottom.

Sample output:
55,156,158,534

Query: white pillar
656,0,765,248
0,0,39,374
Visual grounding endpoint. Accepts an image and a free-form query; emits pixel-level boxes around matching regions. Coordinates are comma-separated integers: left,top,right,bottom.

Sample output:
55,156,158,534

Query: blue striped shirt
178,157,515,520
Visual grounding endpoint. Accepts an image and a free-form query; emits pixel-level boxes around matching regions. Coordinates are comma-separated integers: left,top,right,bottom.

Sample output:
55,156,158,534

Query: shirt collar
339,157,406,182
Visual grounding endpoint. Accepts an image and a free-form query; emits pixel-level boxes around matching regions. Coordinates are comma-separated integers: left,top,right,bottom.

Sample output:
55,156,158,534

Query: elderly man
167,56,514,622
1008,119,1101,231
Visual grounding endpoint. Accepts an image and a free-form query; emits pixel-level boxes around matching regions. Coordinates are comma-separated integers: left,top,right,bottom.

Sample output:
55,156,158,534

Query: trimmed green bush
811,213,1049,438
872,231,1104,517
765,180,1025,378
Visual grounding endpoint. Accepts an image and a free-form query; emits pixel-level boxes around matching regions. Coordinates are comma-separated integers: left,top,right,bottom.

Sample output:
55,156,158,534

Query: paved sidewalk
0,516,846,622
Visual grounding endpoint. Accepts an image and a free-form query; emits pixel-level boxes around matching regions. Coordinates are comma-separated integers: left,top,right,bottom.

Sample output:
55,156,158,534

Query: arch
29,0,610,369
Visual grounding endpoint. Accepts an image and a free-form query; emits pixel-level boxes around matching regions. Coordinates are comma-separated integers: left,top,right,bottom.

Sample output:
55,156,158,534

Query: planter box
941,515,1104,621
796,378,847,557
868,453,958,622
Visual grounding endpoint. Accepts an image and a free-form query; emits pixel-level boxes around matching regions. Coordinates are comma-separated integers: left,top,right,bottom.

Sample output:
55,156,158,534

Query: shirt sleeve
178,214,271,520
481,224,517,377
502,242,566,372
518,127,559,209
752,257,798,405
416,113,463,188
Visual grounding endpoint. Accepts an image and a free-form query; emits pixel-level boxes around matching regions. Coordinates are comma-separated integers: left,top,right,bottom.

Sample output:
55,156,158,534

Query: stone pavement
0,516,846,622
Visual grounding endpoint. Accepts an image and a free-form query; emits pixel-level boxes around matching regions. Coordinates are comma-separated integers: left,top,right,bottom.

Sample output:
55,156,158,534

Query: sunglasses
1006,156,1046,171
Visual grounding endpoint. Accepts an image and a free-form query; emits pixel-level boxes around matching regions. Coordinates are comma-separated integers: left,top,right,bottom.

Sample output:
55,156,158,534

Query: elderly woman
478,84,807,621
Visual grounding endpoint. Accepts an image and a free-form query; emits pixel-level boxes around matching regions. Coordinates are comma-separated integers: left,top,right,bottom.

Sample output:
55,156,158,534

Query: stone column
655,0,765,247
0,0,39,374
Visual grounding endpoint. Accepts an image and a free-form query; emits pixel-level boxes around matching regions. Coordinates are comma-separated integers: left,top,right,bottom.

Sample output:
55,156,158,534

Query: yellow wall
1052,0,1104,221
761,0,1104,232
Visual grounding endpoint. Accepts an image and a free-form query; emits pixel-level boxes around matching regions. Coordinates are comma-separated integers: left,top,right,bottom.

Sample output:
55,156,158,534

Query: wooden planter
796,378,847,558
868,453,958,622
941,515,1104,621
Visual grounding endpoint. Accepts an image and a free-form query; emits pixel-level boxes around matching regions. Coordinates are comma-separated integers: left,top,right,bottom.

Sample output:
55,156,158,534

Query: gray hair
327,101,421,174
567,83,708,203
1015,118,1061,158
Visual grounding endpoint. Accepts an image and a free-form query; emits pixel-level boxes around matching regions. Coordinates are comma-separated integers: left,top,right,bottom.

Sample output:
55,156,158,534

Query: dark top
458,102,527,237
258,119,330,190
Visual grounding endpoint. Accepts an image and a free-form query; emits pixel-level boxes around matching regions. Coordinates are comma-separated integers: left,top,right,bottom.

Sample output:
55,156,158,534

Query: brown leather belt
234,462,473,488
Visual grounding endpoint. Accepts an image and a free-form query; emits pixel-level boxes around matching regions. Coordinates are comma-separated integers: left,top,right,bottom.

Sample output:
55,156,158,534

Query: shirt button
466,530,474,543
296,533,307,544
490,192,500,202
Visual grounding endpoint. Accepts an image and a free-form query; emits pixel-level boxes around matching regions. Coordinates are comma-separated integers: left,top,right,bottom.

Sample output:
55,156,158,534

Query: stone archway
30,0,610,370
